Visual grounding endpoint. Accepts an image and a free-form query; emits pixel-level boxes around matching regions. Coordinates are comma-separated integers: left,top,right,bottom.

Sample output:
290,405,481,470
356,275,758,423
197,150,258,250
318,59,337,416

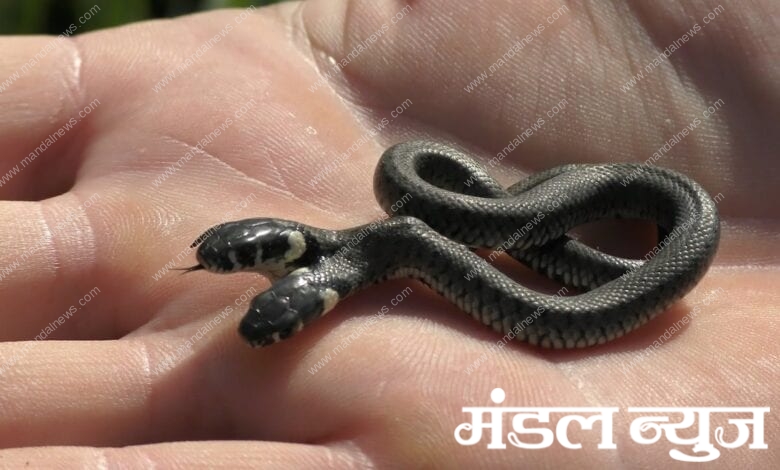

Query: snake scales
185,141,720,349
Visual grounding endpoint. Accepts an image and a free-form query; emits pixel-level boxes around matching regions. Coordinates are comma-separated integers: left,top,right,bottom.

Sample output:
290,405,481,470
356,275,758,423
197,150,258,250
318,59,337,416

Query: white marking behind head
321,288,340,314
284,231,307,262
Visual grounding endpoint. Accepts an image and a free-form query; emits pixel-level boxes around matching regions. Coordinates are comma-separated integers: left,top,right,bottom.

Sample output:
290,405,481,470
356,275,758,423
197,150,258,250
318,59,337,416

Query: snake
185,141,720,349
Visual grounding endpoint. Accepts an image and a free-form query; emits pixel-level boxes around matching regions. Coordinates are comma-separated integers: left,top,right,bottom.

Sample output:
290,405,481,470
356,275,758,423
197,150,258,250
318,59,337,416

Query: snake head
239,274,339,347
190,218,312,277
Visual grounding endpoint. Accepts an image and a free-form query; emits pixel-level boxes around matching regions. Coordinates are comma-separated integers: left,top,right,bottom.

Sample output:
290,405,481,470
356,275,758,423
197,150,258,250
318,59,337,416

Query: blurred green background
0,0,286,35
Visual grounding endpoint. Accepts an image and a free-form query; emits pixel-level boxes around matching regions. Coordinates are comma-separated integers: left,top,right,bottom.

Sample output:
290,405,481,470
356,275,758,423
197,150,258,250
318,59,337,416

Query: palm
0,1,776,467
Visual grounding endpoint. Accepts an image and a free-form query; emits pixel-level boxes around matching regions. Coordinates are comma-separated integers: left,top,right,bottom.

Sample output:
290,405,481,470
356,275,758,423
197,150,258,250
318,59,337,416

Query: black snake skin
188,141,720,349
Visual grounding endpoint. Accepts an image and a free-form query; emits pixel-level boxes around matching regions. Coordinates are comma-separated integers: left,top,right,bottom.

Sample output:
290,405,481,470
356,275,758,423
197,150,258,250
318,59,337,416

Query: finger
0,323,356,448
0,288,461,450
0,189,163,341
0,196,108,341
0,339,160,448
0,270,774,466
0,170,281,341
0,35,92,200
0,441,371,469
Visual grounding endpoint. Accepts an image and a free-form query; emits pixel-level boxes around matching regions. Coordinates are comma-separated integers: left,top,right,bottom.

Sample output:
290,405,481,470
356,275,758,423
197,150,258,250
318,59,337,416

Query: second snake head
191,218,314,278
239,273,340,347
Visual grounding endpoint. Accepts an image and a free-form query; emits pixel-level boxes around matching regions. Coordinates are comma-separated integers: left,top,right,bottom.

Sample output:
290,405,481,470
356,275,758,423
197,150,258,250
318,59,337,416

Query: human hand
0,0,776,467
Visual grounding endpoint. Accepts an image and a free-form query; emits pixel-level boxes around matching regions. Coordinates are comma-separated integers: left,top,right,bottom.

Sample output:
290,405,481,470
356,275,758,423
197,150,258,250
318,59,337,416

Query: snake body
189,141,720,348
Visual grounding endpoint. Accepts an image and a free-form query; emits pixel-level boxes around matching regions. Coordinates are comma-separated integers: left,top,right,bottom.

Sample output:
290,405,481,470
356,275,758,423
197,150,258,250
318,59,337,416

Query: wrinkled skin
0,0,777,468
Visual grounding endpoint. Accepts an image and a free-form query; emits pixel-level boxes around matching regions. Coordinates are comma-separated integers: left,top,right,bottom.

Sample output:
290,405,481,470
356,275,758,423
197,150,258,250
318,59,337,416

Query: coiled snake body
188,141,720,348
